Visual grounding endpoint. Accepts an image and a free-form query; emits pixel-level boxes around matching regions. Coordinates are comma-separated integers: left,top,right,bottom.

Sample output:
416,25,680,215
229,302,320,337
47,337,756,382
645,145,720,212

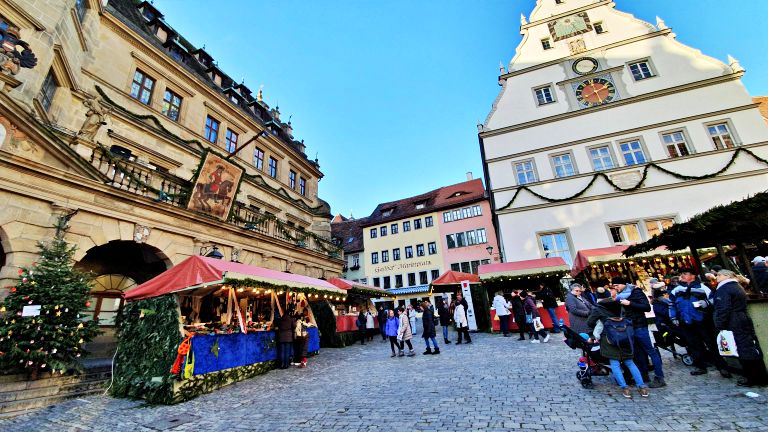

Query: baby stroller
562,326,610,389
653,324,693,366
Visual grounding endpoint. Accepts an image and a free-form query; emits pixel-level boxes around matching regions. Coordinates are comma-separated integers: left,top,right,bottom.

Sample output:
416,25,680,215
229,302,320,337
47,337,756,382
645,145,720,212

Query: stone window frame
512,158,540,185
532,83,557,106
627,58,658,82
548,150,579,178
703,119,742,150
658,127,694,159
615,136,652,167
586,143,618,171
535,229,575,266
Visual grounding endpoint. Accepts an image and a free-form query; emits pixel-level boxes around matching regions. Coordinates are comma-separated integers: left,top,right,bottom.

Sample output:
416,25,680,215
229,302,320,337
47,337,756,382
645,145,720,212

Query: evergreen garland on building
0,218,100,378
498,147,768,210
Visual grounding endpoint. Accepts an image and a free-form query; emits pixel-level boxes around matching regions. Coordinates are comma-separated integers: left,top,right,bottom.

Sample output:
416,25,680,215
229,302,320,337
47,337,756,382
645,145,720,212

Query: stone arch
75,240,172,284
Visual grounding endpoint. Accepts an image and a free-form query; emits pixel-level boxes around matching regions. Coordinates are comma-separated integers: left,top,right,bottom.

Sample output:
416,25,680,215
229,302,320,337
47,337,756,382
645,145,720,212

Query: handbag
716,330,739,357
532,317,544,332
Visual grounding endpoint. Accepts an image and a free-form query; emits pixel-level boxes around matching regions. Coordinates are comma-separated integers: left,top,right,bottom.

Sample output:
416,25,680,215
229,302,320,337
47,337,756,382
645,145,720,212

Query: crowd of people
367,293,476,357
272,308,317,369
564,260,768,398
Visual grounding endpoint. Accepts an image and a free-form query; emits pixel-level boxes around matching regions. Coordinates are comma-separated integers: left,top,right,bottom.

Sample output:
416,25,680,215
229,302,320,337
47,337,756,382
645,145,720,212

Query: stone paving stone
0,333,767,431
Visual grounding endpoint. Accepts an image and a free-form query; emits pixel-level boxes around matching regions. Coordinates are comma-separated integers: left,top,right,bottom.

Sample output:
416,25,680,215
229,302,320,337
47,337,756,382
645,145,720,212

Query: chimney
466,172,473,181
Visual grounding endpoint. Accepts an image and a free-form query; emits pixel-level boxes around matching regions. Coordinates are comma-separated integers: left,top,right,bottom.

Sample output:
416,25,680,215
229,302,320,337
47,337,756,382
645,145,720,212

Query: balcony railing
86,146,341,258
89,145,189,206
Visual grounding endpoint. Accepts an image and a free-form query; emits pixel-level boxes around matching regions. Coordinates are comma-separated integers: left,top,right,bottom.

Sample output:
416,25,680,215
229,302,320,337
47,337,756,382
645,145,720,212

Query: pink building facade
438,199,500,274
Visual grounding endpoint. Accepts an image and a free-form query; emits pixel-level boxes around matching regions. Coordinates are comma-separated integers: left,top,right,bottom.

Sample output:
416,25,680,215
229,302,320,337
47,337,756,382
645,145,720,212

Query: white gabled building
479,0,768,266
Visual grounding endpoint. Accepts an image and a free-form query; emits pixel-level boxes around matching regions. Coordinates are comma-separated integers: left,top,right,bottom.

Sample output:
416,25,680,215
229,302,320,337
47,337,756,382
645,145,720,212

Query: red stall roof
431,271,481,285
125,256,343,301
328,278,388,294
570,245,670,277
479,257,569,279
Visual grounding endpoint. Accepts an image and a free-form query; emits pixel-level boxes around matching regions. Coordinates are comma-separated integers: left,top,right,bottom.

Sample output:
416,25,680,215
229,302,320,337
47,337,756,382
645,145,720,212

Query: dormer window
138,1,162,21
382,208,394,217
414,200,427,210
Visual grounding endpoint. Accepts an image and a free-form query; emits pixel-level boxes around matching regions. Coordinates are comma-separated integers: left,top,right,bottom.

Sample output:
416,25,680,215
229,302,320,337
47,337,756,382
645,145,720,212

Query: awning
570,246,670,277
125,255,344,301
479,257,568,280
328,278,390,296
431,271,480,286
386,285,431,296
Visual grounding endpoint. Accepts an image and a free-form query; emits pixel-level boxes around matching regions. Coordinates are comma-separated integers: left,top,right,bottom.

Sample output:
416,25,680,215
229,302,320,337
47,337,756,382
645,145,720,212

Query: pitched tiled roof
331,217,369,254
362,179,486,227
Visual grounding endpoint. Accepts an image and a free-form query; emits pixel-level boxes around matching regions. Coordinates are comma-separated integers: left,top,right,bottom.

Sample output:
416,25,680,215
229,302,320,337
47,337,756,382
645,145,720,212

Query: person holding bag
521,290,549,343
713,270,768,387
453,297,472,344
397,306,416,357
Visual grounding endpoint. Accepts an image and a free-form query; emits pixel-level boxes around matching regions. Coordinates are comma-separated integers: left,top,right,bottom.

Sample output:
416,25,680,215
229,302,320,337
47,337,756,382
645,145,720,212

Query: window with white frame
393,248,401,261
629,60,655,81
609,222,642,244
351,254,360,267
551,153,576,178
391,223,398,234
370,228,377,239
661,131,690,158
707,122,736,149
534,85,555,106
381,250,389,262
514,160,538,184
645,218,674,238
538,231,573,266
371,252,379,264
428,242,437,255
589,146,615,171
618,140,647,166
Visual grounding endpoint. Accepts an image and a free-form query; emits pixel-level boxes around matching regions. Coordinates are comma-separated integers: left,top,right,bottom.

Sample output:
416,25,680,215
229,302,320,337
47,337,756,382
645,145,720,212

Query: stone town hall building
479,0,768,266
0,0,342,335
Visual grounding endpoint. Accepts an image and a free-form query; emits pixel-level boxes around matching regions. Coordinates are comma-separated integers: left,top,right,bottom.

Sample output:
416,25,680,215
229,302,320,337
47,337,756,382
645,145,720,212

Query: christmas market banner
187,151,243,220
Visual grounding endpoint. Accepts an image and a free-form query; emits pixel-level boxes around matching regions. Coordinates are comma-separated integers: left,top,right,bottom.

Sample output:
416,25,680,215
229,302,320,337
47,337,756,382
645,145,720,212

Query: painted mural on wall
188,152,243,220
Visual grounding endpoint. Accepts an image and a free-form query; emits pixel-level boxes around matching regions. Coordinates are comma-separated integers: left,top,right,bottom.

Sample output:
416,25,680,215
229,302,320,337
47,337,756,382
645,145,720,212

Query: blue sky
154,0,767,218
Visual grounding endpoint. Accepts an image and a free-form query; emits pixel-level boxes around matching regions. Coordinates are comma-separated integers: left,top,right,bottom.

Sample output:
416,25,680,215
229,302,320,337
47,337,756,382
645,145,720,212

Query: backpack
603,317,634,352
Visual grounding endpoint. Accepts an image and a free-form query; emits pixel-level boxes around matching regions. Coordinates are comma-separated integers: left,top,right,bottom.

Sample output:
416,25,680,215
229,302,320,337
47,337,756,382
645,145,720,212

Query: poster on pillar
460,280,478,331
188,151,243,220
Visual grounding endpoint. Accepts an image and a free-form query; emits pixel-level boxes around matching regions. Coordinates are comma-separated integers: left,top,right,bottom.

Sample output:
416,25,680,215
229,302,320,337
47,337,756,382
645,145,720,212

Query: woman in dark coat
510,290,527,341
273,313,295,369
522,291,549,343
437,299,452,344
565,283,593,334
421,301,440,355
713,270,768,387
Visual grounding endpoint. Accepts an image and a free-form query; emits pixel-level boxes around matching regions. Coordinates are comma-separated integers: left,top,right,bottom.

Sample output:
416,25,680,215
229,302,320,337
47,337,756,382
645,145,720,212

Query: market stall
479,258,570,332
570,245,694,286
431,271,488,332
112,256,345,404
323,278,390,345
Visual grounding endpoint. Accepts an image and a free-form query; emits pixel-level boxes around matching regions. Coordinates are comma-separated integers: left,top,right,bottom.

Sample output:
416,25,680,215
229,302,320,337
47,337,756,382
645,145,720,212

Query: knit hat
610,276,626,285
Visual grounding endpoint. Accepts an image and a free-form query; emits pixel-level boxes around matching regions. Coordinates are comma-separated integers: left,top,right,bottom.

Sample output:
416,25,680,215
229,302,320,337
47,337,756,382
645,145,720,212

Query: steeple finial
257,85,264,102
499,61,507,75
728,55,744,73
520,13,528,26
656,16,668,30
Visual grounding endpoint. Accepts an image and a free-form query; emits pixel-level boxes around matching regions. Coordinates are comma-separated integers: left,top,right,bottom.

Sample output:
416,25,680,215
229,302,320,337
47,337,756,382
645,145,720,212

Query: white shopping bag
532,317,544,332
716,330,739,357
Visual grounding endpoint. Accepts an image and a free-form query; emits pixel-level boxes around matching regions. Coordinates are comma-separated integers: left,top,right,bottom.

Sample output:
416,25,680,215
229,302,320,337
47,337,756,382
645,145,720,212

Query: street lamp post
200,245,224,259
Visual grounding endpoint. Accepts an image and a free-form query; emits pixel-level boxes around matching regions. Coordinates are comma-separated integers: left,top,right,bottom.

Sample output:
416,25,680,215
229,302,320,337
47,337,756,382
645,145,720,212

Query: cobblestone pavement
2,331,767,431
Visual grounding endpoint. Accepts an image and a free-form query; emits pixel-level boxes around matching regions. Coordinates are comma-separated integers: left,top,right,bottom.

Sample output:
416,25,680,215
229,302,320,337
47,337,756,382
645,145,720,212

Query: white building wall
481,0,768,266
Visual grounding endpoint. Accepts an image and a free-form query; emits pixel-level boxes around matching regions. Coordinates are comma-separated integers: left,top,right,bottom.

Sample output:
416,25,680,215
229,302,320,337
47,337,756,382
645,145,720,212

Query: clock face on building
572,57,599,75
575,78,617,107
548,12,593,41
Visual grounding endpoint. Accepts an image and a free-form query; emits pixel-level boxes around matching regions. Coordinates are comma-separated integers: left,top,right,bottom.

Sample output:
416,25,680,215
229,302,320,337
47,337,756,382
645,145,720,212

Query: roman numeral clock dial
575,77,617,108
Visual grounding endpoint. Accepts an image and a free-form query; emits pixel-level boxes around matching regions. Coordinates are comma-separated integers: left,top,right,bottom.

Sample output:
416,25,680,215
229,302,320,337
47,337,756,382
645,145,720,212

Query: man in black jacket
612,276,667,388
538,283,562,333
377,306,388,341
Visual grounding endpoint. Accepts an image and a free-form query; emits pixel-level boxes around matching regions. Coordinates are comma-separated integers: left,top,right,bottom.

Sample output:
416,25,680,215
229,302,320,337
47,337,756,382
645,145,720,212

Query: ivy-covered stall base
113,294,319,404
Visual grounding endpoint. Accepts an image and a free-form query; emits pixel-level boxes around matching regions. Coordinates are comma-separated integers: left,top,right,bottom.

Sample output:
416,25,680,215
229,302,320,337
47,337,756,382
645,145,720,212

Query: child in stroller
651,287,694,366
563,325,610,389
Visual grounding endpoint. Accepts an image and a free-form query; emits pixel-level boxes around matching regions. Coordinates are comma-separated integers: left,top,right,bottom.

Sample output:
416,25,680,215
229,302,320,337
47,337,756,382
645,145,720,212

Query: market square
1,0,768,430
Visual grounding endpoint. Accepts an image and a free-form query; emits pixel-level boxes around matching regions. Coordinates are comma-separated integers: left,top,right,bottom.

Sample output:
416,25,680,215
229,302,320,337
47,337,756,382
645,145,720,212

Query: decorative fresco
188,151,243,220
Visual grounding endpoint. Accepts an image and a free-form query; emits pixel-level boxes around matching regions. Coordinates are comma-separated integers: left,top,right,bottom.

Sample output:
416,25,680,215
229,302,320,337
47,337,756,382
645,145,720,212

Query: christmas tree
0,217,100,378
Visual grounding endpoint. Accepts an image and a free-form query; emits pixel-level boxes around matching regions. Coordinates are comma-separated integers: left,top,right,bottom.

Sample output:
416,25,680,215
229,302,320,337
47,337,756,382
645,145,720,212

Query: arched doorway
76,241,170,358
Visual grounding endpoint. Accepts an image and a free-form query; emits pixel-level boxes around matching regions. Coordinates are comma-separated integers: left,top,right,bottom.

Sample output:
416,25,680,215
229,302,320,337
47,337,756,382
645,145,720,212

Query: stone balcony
86,145,340,258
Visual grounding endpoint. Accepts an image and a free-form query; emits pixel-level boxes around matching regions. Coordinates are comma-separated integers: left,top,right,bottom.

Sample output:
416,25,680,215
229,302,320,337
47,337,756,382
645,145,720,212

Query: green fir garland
498,147,768,210
223,278,346,299
111,295,180,404
172,361,276,404
479,270,571,284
